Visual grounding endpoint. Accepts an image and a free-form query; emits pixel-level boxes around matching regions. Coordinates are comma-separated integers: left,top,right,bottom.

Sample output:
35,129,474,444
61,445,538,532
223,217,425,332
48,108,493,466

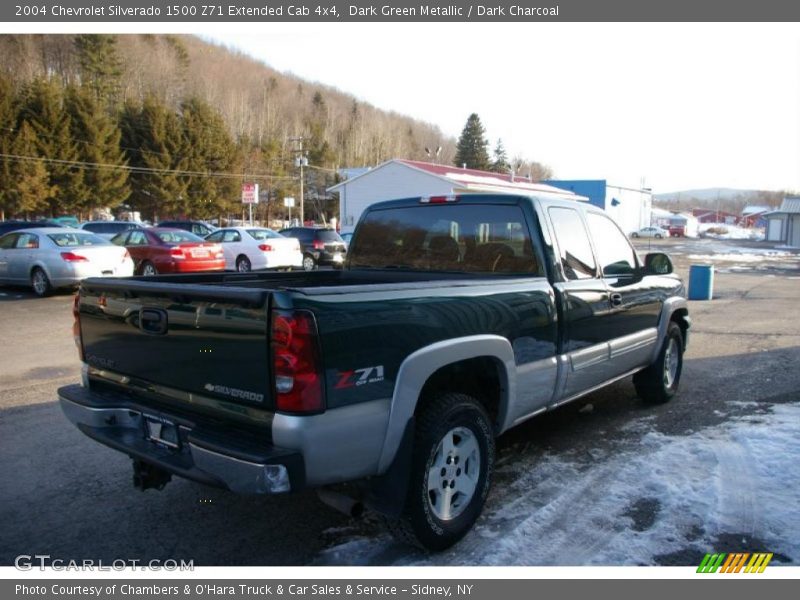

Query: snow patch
315,404,800,565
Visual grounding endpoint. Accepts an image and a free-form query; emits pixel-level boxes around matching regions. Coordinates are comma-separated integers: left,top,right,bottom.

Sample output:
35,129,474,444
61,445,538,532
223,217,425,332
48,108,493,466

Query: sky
202,23,800,194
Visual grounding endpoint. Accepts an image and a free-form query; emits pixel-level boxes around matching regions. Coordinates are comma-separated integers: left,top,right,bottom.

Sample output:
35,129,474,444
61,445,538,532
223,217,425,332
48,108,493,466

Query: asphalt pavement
0,237,798,566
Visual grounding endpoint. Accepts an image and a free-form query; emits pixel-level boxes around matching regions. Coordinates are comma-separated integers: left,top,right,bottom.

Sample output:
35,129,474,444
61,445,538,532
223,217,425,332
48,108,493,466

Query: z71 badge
335,365,385,389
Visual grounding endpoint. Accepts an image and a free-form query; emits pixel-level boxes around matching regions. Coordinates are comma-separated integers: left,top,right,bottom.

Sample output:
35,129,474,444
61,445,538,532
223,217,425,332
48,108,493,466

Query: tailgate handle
139,308,168,335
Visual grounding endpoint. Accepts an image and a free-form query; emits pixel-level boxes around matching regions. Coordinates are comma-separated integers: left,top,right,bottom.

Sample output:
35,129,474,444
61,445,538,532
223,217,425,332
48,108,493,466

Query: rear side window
127,230,148,245
15,233,39,249
247,229,281,240
585,212,638,276
48,232,108,247
317,230,343,243
221,230,241,243
350,204,542,275
0,234,18,249
548,207,597,280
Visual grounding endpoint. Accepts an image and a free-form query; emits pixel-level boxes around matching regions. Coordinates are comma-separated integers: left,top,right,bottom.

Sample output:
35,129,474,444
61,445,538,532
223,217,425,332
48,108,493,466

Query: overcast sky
205,23,800,194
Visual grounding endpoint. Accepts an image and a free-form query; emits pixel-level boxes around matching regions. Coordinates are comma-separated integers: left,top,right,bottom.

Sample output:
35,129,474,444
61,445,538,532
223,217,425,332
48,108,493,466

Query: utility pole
290,137,308,225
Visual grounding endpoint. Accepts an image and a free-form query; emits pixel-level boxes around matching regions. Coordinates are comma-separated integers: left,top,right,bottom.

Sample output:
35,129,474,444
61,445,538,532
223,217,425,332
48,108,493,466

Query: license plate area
191,249,209,258
143,414,181,449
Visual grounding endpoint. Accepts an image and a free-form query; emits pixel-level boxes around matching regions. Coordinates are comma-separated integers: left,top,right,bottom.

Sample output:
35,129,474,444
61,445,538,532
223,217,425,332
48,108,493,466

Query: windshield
247,229,282,240
48,232,109,247
349,204,543,275
156,230,203,243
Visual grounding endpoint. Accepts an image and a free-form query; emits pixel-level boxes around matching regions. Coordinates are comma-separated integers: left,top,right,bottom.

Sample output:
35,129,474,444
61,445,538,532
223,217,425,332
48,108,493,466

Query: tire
631,233,640,238
655,234,663,239
387,393,494,551
302,254,316,271
236,255,251,272
30,267,51,297
634,321,684,404
140,261,157,276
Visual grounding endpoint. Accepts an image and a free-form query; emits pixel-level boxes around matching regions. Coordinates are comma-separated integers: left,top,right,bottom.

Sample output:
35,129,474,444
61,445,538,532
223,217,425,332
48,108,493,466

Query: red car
111,228,225,275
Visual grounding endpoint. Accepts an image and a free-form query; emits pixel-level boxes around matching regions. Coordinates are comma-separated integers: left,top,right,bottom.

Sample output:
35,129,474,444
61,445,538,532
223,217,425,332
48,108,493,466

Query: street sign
284,197,295,208
242,183,259,204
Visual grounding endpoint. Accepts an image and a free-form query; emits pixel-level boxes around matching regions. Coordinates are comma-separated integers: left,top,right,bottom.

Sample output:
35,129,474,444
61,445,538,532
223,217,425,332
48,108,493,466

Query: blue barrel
688,264,714,300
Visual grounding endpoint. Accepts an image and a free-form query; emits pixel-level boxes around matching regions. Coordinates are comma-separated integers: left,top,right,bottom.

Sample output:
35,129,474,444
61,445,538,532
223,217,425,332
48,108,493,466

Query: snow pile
699,223,764,241
315,403,800,566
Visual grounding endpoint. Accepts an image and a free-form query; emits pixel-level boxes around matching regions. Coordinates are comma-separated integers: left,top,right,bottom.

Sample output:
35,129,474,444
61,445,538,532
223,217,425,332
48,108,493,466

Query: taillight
61,251,88,262
122,250,131,262
259,244,274,252
271,309,324,413
72,294,83,361
169,247,184,259
312,240,325,250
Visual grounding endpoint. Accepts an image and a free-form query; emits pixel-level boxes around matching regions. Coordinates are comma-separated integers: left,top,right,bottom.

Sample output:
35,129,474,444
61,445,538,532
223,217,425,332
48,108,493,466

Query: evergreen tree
74,34,122,107
19,78,85,216
180,97,238,219
0,74,20,220
8,121,55,217
65,85,129,215
490,138,511,173
454,113,490,170
120,96,188,221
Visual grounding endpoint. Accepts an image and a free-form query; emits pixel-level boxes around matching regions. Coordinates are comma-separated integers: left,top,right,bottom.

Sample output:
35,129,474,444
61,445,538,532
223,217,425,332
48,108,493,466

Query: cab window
547,207,596,280
585,212,638,276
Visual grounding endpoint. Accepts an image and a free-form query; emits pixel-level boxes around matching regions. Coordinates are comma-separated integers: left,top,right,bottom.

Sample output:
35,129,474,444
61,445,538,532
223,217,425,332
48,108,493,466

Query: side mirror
643,252,673,275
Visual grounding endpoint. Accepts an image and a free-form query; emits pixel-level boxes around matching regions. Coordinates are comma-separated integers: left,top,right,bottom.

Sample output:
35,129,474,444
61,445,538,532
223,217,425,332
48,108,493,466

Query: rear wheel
655,234,663,239
631,232,640,238
30,268,51,297
302,254,316,271
387,392,494,551
634,321,684,404
236,255,251,272
140,261,157,276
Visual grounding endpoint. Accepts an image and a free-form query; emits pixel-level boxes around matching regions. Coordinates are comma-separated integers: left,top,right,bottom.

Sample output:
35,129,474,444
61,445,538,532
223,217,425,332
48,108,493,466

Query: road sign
284,197,295,208
242,183,259,204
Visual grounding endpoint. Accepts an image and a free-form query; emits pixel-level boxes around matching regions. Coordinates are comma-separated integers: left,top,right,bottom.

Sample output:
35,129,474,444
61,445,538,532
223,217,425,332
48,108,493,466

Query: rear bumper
58,384,304,494
171,259,226,273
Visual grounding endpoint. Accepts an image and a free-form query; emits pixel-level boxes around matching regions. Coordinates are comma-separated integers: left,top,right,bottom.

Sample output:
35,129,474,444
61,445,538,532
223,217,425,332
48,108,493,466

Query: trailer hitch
132,459,172,491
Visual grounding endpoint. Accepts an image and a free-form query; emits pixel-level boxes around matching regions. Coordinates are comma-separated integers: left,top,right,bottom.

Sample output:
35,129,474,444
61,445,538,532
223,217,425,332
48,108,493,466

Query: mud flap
363,417,415,518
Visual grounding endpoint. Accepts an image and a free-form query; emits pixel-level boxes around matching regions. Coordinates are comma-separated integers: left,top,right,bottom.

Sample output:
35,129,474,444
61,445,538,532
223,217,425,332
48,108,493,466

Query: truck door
546,206,614,400
584,211,661,374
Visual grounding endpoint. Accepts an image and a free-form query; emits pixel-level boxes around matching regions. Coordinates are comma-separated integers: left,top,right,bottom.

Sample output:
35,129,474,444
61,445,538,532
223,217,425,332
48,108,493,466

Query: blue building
542,179,652,235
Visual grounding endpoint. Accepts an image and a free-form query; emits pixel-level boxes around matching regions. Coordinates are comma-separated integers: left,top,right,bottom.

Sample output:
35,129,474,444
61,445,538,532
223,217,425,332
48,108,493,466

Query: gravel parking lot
1,237,798,566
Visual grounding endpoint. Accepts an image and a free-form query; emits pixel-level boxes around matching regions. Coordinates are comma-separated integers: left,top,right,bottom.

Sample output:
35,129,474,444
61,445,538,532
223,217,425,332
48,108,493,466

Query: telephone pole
290,136,308,225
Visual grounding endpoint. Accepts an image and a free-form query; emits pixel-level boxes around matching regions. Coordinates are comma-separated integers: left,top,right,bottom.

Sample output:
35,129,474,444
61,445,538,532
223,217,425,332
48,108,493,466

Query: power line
0,152,297,181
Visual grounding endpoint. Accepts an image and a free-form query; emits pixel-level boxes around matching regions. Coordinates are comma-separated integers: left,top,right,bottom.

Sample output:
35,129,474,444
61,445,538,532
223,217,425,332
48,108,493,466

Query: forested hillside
0,34,458,222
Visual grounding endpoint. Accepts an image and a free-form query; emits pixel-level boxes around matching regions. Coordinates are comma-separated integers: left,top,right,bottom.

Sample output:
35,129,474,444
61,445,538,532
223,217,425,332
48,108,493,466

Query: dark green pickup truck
60,193,690,550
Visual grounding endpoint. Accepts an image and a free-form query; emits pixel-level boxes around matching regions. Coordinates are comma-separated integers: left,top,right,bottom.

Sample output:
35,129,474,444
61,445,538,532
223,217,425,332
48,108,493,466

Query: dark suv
278,227,347,270
157,220,217,237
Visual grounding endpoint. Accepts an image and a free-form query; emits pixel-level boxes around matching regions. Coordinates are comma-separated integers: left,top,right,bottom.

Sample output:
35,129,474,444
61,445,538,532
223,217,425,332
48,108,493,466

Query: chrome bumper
59,385,302,494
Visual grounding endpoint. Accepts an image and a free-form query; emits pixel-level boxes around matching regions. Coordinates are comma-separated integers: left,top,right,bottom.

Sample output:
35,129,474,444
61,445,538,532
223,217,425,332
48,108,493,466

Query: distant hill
654,187,784,215
654,188,760,202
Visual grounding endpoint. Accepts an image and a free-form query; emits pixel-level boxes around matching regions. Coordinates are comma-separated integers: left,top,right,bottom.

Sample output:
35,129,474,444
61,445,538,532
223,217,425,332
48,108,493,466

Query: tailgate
78,278,273,410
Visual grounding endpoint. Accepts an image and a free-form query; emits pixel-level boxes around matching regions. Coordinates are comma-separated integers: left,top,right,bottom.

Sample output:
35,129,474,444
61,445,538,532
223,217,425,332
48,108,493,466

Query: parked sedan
0,228,134,296
278,227,347,271
204,227,302,272
110,228,225,276
631,226,669,239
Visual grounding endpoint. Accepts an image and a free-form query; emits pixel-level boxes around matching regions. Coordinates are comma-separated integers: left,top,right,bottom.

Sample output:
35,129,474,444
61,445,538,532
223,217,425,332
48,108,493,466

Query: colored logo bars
697,553,773,573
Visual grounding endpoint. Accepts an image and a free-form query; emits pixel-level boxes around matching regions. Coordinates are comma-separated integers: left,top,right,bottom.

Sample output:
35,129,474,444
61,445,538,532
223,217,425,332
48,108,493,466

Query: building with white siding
328,159,582,233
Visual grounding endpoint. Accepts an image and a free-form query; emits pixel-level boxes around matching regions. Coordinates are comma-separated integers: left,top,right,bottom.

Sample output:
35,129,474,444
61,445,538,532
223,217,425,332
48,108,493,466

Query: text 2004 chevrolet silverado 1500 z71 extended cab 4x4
60,193,690,550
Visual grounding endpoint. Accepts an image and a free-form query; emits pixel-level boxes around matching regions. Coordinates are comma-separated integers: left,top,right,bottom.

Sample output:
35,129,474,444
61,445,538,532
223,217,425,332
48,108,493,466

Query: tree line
0,34,553,223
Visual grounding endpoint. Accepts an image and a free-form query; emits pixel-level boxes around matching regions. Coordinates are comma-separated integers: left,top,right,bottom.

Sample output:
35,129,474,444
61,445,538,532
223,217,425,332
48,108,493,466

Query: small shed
764,198,800,246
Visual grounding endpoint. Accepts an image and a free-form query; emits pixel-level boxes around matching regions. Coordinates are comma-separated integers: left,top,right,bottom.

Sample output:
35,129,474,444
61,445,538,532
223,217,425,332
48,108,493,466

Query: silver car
0,227,134,296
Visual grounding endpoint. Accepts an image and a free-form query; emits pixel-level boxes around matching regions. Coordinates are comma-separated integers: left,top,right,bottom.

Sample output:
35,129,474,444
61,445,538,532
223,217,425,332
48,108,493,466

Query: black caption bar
4,0,800,22
4,580,793,600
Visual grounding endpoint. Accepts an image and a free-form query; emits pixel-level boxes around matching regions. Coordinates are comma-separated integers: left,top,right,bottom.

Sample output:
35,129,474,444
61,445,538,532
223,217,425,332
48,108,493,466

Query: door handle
610,293,623,307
